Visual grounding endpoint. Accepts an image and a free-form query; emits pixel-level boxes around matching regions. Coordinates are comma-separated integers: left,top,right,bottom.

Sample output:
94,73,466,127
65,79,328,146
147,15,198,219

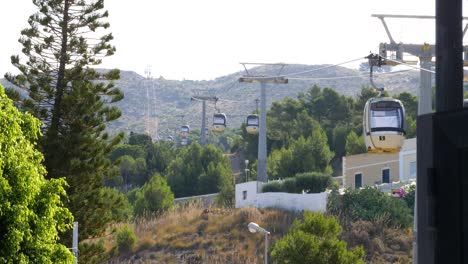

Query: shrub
79,240,109,264
329,187,413,228
282,178,297,193
262,181,283,192
294,172,332,193
403,184,416,215
116,224,137,254
133,174,174,216
261,172,334,193
271,212,365,263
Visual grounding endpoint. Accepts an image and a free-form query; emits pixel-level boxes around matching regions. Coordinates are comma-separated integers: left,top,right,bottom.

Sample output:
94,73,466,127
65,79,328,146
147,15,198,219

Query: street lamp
245,160,250,182
248,222,270,264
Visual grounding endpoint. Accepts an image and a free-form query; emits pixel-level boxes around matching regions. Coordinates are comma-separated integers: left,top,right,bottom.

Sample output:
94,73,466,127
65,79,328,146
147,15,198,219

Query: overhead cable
384,57,436,73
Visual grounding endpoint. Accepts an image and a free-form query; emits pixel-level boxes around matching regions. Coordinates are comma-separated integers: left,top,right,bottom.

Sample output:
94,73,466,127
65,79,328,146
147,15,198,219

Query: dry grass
101,202,298,263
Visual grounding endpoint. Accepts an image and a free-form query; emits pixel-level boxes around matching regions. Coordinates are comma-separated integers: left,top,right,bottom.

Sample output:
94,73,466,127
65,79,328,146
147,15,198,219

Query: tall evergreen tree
5,0,125,239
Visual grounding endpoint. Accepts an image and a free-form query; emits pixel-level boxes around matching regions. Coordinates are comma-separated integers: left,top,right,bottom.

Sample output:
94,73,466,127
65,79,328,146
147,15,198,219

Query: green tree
166,143,233,198
133,174,174,216
354,86,380,113
0,85,74,263
145,140,174,174
108,144,145,162
271,212,365,264
268,127,334,179
5,0,126,239
345,131,367,155
128,132,152,146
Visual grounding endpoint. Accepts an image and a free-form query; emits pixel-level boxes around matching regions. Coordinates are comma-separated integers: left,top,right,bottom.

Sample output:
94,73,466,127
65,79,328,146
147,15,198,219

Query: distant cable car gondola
363,53,406,153
167,136,174,141
246,114,259,134
180,125,190,138
363,98,406,153
212,113,227,133
180,138,188,146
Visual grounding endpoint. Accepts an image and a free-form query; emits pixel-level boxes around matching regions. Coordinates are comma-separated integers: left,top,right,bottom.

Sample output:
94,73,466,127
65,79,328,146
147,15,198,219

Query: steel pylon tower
191,96,218,146
239,63,288,183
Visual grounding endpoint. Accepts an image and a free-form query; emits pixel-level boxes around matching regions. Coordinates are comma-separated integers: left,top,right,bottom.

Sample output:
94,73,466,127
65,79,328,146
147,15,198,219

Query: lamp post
245,160,250,182
248,222,270,264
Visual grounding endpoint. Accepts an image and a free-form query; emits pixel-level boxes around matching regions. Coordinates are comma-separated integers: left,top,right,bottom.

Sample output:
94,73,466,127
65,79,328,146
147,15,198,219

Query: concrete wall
174,193,218,207
235,181,328,212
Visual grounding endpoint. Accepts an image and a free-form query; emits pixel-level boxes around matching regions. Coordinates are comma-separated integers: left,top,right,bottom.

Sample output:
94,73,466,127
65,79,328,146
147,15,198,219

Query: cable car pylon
239,63,288,183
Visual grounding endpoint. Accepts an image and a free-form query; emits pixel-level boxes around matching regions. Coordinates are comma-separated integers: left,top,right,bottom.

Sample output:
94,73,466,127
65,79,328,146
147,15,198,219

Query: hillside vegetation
84,202,413,264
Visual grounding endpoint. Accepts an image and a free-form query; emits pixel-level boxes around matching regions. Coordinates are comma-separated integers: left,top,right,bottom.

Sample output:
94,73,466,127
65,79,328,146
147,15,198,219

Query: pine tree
5,0,125,239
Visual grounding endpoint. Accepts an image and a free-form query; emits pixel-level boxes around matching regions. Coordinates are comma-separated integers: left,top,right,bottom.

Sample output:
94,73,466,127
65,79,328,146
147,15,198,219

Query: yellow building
343,138,416,188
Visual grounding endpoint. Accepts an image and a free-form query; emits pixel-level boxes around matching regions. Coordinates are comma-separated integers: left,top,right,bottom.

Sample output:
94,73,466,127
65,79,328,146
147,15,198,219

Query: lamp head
248,222,259,233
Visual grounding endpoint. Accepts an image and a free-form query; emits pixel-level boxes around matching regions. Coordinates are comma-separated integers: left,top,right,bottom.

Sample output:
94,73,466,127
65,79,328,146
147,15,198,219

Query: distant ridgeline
1,64,421,136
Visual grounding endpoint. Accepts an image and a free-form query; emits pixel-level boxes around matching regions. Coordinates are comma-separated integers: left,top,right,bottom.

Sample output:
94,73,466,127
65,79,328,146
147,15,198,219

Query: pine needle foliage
5,0,125,239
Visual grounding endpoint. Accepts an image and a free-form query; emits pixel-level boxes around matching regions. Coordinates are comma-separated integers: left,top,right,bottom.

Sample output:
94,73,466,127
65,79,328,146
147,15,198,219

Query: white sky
1,0,467,81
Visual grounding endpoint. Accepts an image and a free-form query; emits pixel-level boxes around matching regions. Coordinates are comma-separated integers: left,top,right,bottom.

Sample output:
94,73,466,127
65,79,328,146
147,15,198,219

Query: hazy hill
0,65,420,137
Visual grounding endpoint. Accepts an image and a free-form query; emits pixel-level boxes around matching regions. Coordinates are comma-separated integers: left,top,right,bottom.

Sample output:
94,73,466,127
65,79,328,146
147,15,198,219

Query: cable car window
370,109,402,129
247,118,258,126
213,116,225,124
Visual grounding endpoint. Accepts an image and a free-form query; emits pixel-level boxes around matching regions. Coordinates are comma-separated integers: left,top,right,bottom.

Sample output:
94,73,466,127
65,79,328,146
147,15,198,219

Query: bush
403,184,416,215
79,240,109,264
329,187,413,228
133,174,174,216
282,178,297,193
116,224,137,254
294,172,332,193
262,181,283,192
271,212,365,263
261,172,334,193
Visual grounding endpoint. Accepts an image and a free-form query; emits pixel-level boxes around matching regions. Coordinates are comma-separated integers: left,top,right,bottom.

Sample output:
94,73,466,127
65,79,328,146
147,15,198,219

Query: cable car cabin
246,114,259,134
180,138,188,146
167,136,174,142
180,125,190,138
205,127,209,136
363,98,406,153
211,113,227,133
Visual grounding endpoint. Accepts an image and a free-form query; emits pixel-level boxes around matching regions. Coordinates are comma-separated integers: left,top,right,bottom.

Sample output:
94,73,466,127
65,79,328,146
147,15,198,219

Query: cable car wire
384,57,436,73
286,69,416,81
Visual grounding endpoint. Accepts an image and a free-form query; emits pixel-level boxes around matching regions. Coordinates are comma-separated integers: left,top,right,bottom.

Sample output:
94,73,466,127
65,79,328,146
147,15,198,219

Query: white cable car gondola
180,138,188,146
212,113,227,133
363,98,406,153
180,125,190,138
246,114,259,134
363,54,406,153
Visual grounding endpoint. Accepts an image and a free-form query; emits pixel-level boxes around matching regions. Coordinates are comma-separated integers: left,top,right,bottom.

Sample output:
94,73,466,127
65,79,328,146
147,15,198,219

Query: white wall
235,181,328,212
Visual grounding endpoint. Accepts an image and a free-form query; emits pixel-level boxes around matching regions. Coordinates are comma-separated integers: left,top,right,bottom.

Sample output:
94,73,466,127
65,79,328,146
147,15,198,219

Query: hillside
92,204,413,264
0,64,420,137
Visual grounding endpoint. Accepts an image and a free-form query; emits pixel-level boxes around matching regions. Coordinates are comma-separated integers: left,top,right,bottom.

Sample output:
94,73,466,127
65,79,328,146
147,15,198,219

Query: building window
242,191,247,200
410,161,417,178
355,173,362,188
382,168,390,183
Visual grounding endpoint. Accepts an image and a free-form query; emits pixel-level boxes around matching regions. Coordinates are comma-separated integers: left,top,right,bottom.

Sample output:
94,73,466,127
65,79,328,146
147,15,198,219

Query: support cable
286,69,415,81
385,57,436,73
240,57,366,80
